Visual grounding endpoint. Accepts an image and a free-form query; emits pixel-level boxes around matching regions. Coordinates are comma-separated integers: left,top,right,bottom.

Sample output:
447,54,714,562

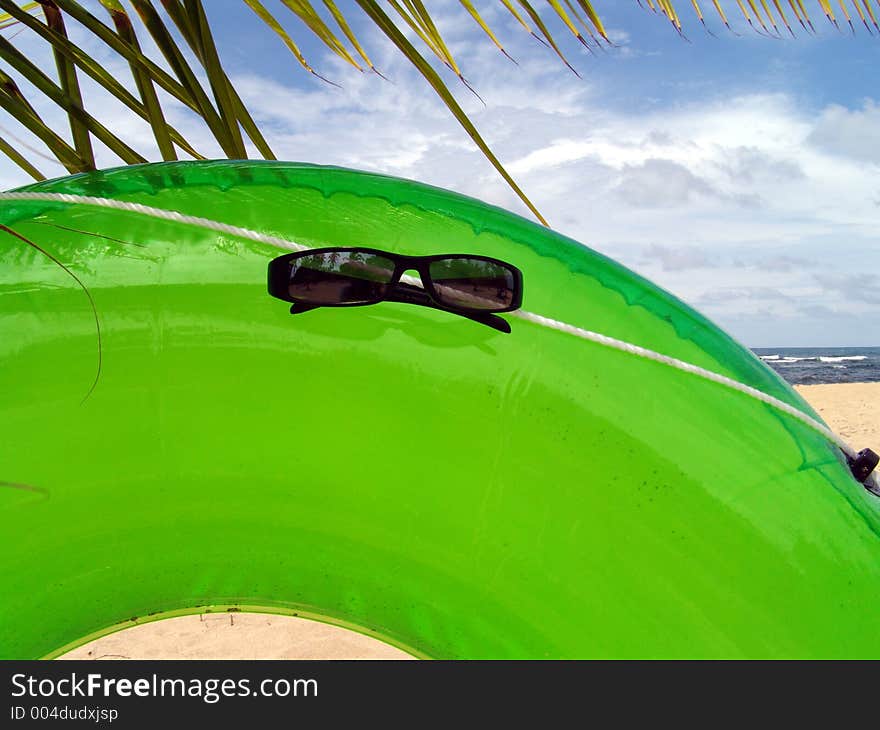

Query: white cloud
808,100,880,164
614,158,718,207
642,244,716,271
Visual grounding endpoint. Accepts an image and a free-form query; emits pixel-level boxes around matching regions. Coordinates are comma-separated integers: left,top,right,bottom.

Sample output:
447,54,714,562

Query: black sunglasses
267,247,523,333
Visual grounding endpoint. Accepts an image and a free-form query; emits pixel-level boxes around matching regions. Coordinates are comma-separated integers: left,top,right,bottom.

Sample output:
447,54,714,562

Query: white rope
512,310,857,459
0,190,864,465
0,192,309,253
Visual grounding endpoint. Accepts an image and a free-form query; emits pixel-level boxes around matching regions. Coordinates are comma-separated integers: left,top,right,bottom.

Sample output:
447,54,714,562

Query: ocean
751,347,880,385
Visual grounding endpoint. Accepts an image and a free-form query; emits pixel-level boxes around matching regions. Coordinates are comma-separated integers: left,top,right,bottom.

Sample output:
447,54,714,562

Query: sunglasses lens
428,258,517,311
289,251,395,304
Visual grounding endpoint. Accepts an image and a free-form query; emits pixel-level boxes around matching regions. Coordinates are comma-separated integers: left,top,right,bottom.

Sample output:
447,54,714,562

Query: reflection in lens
289,251,395,304
429,258,515,311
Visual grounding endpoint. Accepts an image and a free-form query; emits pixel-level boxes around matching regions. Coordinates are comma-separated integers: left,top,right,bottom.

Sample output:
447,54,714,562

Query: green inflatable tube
1,160,878,659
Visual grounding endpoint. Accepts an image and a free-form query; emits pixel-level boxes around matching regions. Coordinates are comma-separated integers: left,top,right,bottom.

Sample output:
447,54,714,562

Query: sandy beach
59,382,879,661
59,613,412,660
795,382,880,449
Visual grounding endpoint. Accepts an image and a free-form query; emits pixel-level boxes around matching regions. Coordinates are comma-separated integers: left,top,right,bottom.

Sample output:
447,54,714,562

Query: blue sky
2,1,879,347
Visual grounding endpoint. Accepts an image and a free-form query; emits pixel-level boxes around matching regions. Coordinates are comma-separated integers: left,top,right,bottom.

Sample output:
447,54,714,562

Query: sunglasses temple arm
387,284,511,334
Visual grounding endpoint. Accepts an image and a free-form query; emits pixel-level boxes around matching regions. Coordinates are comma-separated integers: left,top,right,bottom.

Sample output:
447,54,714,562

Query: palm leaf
0,133,43,179
563,1,603,46
0,0,201,157
278,0,362,71
575,1,611,40
0,69,85,172
353,0,547,226
0,34,145,163
128,0,239,154
546,0,594,49
164,0,246,157
387,1,449,70
514,1,581,76
499,0,551,46
0,1,38,29
324,0,382,76
0,1,870,227
98,0,176,160
40,1,95,167
51,0,198,108
243,0,335,83
321,0,382,75
861,0,879,32
458,0,517,62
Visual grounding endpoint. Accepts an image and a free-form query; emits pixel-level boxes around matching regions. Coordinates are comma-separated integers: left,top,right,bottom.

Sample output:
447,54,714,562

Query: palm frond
0,1,868,226
243,0,336,84
511,1,582,75
41,2,95,167
98,0,177,160
458,0,517,62
0,33,145,163
165,0,247,157
0,1,38,30
278,0,362,71
321,0,382,76
0,68,86,172
0,132,44,179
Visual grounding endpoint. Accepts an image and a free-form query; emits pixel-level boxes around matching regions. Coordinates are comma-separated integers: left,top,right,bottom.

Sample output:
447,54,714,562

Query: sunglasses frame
267,246,524,314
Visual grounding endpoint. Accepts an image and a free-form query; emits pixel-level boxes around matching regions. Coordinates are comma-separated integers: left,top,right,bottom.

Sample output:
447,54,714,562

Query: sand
58,382,879,660
795,382,880,449
59,613,413,660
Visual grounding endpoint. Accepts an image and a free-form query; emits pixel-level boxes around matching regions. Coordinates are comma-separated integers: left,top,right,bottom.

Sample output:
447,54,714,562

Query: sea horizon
751,346,880,385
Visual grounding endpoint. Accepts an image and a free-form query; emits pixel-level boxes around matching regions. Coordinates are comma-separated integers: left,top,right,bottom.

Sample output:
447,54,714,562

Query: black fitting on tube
847,448,879,486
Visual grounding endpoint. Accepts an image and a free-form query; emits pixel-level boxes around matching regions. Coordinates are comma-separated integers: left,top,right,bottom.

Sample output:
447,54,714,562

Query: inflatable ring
1,161,878,659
